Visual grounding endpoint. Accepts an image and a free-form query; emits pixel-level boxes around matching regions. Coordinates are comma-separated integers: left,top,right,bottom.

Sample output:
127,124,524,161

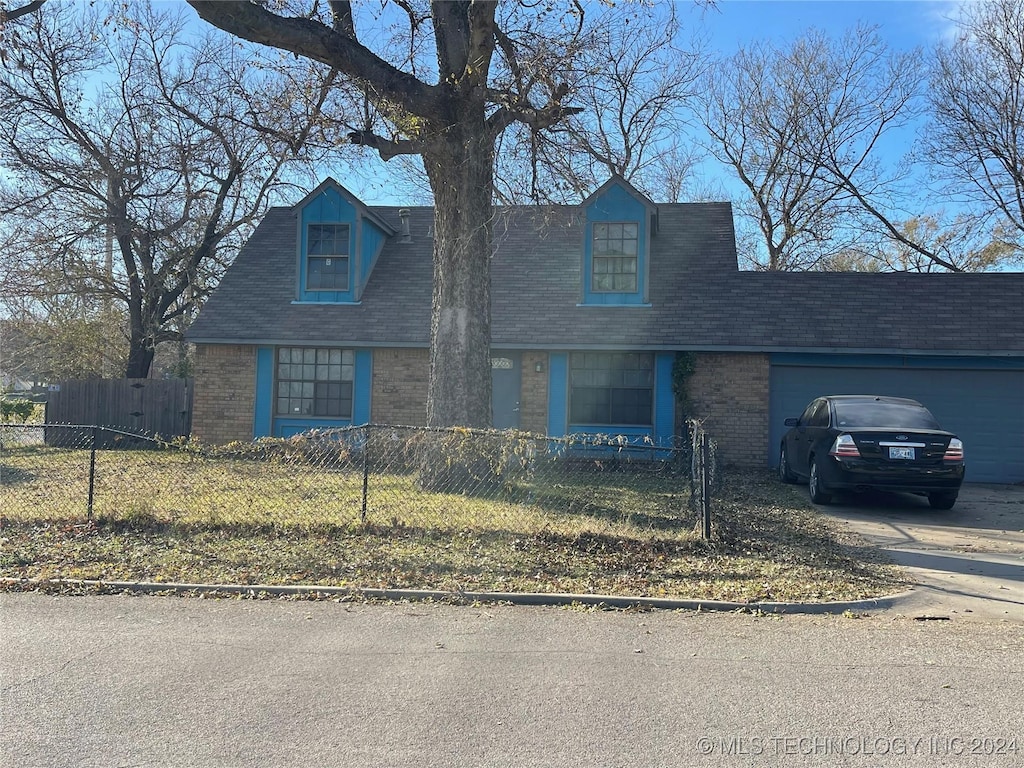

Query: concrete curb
0,577,914,615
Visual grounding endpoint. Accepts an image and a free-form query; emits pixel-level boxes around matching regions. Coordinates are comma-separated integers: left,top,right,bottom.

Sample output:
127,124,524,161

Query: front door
491,353,522,429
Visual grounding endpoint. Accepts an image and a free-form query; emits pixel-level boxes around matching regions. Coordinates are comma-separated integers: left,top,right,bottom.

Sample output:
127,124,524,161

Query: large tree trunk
416,113,496,492
422,119,494,429
125,311,155,379
124,341,155,379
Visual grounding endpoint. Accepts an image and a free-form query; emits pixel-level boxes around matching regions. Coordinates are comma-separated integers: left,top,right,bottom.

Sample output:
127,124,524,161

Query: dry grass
0,445,903,603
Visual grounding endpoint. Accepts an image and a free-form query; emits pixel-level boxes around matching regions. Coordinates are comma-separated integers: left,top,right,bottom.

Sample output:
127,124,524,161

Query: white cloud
921,0,972,44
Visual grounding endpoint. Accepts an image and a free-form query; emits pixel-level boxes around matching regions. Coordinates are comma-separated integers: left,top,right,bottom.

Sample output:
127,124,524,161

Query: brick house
187,176,1024,483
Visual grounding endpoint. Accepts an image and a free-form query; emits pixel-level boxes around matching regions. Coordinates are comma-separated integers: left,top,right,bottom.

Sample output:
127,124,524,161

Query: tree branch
347,129,431,161
187,0,438,118
327,0,354,38
487,83,582,134
0,0,46,24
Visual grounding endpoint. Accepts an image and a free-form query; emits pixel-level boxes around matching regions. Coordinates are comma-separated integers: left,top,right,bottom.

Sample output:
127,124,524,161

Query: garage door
769,363,1024,484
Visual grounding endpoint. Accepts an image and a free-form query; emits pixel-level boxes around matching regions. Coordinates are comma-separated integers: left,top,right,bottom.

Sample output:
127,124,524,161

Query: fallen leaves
0,475,901,604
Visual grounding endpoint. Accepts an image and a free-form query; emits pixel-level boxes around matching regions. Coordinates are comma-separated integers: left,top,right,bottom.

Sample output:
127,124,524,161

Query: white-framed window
592,222,638,292
306,223,350,290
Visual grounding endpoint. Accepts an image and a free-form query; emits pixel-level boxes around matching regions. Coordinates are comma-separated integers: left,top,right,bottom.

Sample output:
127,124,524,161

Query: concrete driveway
812,483,1024,622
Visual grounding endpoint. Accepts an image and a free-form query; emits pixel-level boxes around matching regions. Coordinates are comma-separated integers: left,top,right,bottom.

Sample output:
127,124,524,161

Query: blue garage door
769,362,1024,484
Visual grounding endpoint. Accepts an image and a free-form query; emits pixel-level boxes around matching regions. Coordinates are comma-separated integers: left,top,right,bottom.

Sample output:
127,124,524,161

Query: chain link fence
2,423,719,540
684,419,721,539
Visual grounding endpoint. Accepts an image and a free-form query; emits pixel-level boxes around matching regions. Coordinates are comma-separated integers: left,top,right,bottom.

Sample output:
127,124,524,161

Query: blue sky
670,1,965,201
698,0,963,51
346,0,970,204
170,0,970,206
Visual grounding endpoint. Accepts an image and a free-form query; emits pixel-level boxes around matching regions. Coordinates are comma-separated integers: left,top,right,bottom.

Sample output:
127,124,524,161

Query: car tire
808,456,832,505
778,445,797,484
928,492,958,510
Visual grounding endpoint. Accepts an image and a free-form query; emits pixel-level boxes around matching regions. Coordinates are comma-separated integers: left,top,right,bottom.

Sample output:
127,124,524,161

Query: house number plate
491,358,513,369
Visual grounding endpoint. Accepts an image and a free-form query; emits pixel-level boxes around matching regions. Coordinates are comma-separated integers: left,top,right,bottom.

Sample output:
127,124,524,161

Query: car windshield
833,401,942,430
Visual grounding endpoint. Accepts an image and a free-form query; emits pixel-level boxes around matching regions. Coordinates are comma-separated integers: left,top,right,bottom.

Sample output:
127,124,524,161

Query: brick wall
372,348,429,425
371,348,551,432
192,347,768,454
191,344,257,444
519,351,548,434
687,352,770,468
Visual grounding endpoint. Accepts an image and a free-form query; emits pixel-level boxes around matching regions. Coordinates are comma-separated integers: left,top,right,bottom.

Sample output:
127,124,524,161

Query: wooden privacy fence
45,379,193,444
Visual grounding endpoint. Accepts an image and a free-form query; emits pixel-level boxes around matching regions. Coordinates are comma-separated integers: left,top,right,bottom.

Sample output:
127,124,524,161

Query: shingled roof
187,201,1024,355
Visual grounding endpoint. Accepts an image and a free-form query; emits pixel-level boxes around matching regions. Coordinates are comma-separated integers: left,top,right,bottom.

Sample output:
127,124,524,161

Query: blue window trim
299,220,356,302
254,347,373,438
771,353,1024,370
582,219,646,305
253,347,274,438
546,353,569,437
580,179,655,306
290,300,362,306
575,303,652,309
547,351,675,445
653,352,674,442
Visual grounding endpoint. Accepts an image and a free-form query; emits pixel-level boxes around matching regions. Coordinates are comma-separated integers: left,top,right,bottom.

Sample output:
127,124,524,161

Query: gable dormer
294,178,396,304
580,176,657,306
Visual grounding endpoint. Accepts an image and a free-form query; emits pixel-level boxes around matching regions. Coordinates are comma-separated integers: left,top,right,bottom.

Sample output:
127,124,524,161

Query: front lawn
0,443,902,602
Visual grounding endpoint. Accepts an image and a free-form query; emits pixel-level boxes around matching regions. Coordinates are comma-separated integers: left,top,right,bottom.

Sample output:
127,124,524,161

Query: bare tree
819,215,1017,272
0,2,343,378
695,30,879,270
0,216,128,378
0,0,43,23
923,0,1024,258
0,305,128,383
0,1,46,67
697,26,929,270
185,0,691,429
494,6,708,204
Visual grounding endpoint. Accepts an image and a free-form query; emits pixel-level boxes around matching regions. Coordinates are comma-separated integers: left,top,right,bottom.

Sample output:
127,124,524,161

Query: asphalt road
2,594,1022,768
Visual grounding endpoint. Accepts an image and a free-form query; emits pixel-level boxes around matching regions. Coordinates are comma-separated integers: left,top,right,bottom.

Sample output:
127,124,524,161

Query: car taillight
829,434,861,458
944,438,964,461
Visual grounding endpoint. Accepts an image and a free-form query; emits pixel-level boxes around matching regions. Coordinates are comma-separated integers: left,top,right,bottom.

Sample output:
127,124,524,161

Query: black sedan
778,395,965,509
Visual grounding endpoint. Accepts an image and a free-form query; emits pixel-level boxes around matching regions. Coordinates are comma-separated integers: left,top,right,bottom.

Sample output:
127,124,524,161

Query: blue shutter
353,349,373,425
654,352,675,445
547,353,568,437
253,346,274,437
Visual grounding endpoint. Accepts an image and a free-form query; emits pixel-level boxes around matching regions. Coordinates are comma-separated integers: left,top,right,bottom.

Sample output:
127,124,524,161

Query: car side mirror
784,417,799,427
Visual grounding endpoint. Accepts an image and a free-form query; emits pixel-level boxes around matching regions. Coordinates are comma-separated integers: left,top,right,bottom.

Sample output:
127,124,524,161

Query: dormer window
292,178,396,304
579,176,654,306
306,223,350,291
592,222,638,292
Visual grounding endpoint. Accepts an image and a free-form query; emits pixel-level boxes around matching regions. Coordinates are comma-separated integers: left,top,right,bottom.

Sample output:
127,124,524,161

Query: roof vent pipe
397,208,412,243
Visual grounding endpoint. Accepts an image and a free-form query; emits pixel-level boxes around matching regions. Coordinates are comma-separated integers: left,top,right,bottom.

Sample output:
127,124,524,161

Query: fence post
701,431,711,540
87,426,98,519
361,427,369,522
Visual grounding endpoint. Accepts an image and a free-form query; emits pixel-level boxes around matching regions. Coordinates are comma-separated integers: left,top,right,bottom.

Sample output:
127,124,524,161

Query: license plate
889,446,915,460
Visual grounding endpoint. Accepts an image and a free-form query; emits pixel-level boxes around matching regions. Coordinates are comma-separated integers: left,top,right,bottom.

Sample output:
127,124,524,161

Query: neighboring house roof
187,199,1024,356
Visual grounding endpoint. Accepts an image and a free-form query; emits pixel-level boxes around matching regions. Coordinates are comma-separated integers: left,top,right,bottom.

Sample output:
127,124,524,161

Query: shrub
0,398,37,423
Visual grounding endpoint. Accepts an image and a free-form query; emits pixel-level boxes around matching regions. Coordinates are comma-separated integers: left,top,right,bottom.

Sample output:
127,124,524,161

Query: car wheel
778,445,797,484
808,457,832,504
929,492,958,510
